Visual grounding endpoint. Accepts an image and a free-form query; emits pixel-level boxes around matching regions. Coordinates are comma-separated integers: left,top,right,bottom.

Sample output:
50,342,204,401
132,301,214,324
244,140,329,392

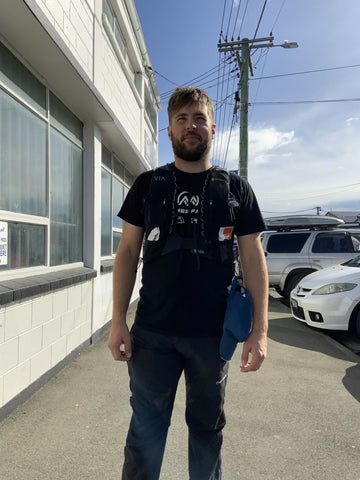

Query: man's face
167,102,216,162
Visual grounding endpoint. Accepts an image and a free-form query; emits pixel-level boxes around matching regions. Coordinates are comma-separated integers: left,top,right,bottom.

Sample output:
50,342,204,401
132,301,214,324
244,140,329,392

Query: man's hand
240,330,267,372
108,322,132,361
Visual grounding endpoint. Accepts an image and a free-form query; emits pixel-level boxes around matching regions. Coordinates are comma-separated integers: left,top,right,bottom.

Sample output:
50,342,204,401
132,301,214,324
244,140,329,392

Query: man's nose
186,118,196,130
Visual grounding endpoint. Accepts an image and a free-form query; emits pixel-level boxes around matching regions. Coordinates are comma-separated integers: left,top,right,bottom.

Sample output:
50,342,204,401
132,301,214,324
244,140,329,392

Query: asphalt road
275,290,360,356
0,292,359,480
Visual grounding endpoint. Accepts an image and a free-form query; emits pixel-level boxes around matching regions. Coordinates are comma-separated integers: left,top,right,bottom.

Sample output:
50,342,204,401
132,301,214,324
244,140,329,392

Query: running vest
143,163,240,265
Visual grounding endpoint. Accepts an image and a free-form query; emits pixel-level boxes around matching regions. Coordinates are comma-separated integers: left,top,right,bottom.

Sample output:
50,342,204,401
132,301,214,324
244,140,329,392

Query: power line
251,0,268,44
271,0,287,32
250,63,360,81
252,97,360,106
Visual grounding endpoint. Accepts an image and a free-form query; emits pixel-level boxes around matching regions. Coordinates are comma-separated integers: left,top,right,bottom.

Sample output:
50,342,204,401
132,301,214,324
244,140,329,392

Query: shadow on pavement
343,364,360,402
268,296,360,403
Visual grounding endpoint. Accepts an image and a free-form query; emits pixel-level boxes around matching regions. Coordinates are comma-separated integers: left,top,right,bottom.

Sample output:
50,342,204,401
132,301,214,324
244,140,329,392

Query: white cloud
346,117,359,126
214,122,360,215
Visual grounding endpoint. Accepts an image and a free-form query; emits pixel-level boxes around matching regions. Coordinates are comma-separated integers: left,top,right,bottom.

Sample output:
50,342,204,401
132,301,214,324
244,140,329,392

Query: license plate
291,299,298,309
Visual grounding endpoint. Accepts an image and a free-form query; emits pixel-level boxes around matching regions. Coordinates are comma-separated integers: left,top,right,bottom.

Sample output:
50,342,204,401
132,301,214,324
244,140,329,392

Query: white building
0,0,161,418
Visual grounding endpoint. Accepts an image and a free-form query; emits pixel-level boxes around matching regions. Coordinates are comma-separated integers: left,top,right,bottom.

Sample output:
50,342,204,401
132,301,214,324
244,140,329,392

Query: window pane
0,90,47,216
267,233,311,253
101,168,111,256
113,177,124,229
0,222,45,270
102,144,112,170
124,169,134,186
50,128,83,265
50,92,83,147
312,233,351,253
102,0,114,28
0,41,46,115
113,231,121,254
114,21,126,58
113,158,124,180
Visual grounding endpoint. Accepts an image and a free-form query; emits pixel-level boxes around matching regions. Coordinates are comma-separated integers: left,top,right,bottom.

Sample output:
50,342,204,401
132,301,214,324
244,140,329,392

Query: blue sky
134,0,360,217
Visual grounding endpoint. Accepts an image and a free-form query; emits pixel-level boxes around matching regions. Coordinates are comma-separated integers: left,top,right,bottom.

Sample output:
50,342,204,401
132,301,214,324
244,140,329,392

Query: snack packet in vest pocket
220,277,253,361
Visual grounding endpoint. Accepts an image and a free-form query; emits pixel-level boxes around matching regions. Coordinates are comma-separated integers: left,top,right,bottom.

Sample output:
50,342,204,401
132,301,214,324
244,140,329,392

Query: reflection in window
101,168,112,256
113,178,124,230
113,231,121,254
0,90,47,216
0,40,84,270
50,128,83,265
101,149,130,257
0,41,46,115
0,223,45,270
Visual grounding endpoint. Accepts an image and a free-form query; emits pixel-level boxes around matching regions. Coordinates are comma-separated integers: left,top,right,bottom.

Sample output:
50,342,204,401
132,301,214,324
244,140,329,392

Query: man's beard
171,133,211,162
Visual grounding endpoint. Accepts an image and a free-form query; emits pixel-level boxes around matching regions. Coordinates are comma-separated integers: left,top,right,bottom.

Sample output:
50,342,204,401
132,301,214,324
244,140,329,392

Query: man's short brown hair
167,87,214,123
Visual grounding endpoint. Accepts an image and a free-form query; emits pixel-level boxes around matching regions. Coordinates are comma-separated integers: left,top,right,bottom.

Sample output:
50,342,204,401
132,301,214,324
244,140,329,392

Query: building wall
36,0,95,78
0,280,93,408
0,0,160,417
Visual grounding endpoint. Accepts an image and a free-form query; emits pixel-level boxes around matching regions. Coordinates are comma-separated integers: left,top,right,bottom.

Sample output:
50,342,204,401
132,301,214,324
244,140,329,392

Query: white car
290,255,360,337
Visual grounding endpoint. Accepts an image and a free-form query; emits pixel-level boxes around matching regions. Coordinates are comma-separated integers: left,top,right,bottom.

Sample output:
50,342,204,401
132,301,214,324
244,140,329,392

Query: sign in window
0,221,8,265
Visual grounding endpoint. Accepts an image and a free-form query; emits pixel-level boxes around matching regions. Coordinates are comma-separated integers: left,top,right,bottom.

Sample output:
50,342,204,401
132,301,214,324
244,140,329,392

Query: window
267,233,311,253
102,0,140,94
0,41,83,271
3,223,45,269
50,128,83,265
145,94,157,132
103,0,127,62
312,232,352,253
0,89,47,216
101,146,133,256
101,168,111,256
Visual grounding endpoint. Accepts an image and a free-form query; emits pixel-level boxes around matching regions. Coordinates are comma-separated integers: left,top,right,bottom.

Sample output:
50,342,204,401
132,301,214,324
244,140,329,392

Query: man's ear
211,123,216,139
167,125,172,140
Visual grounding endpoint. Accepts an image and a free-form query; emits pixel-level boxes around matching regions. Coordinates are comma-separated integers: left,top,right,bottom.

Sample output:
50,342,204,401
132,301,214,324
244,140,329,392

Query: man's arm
237,232,268,372
108,221,144,361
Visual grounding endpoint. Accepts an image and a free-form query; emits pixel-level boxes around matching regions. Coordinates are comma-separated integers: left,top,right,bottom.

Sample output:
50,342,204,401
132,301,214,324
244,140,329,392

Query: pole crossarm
218,36,274,53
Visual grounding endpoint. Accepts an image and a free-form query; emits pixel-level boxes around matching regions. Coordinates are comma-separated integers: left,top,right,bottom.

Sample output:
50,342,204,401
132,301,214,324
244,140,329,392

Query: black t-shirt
119,165,265,337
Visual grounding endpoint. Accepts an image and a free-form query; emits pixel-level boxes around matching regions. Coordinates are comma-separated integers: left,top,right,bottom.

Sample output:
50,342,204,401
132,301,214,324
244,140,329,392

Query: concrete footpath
0,294,359,480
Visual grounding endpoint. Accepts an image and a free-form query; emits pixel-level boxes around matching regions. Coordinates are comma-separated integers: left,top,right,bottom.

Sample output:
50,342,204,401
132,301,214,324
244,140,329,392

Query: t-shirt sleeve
230,175,266,236
118,170,152,228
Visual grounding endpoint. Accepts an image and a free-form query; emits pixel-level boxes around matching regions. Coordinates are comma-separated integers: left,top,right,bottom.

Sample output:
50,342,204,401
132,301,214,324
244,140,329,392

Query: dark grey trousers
122,323,229,480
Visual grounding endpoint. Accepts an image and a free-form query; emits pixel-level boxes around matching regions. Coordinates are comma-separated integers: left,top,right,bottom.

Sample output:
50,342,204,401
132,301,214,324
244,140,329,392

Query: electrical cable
251,0,268,45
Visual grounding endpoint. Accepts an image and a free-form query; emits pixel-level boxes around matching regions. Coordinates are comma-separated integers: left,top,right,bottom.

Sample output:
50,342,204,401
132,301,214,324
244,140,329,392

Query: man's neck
174,157,212,173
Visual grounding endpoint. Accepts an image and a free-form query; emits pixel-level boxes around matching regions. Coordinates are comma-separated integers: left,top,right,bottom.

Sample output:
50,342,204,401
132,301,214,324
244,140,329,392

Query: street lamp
279,40,299,49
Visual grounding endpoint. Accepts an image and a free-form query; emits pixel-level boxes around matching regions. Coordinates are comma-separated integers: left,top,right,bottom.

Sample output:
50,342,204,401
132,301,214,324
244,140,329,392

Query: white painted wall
0,281,93,408
0,0,158,413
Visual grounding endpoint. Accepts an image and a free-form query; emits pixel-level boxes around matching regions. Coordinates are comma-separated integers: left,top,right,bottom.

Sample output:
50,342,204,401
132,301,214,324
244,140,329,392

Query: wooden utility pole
218,37,298,180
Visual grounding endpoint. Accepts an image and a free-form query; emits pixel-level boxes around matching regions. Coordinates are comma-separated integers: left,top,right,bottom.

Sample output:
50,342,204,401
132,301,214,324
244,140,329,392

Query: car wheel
284,273,308,304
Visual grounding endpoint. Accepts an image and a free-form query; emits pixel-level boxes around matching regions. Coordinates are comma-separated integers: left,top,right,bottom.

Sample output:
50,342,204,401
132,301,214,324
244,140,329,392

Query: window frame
0,41,84,276
101,146,133,258
101,0,142,101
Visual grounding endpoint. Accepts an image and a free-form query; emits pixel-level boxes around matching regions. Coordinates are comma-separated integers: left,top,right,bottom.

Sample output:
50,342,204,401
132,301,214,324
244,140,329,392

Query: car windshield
342,254,360,267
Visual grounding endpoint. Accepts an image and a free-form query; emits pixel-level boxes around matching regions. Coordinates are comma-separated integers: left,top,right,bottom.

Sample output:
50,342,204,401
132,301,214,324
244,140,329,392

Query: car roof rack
264,215,345,232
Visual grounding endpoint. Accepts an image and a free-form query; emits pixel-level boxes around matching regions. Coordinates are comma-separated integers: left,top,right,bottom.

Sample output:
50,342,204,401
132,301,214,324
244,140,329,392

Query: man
108,87,268,480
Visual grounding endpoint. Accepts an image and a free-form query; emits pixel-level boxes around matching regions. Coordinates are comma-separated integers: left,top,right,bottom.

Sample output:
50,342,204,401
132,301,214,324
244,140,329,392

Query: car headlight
312,283,357,295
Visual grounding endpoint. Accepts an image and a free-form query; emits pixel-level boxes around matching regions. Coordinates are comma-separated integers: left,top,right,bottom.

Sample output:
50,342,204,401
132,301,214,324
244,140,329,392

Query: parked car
261,216,360,302
290,255,360,337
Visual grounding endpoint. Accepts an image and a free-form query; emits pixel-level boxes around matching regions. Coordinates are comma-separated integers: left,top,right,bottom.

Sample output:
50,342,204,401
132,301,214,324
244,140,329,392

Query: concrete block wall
0,280,93,409
35,0,95,77
31,0,149,157
100,35,142,148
